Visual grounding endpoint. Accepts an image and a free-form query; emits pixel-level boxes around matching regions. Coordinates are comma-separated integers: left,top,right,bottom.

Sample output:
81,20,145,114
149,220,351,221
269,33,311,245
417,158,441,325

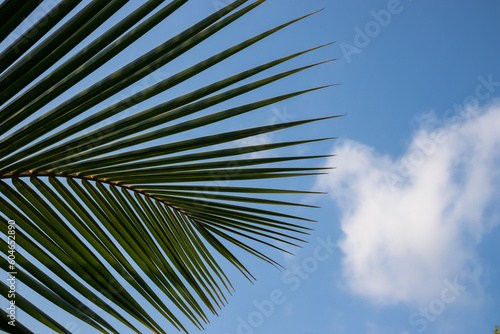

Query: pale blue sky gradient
1,1,500,333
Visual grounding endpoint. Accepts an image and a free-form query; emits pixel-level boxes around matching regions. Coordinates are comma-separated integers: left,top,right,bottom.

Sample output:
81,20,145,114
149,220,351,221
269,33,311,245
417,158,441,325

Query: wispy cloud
316,103,500,305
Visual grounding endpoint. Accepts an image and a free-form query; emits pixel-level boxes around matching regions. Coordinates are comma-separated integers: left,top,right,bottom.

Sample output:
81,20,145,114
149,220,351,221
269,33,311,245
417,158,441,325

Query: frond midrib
0,171,193,220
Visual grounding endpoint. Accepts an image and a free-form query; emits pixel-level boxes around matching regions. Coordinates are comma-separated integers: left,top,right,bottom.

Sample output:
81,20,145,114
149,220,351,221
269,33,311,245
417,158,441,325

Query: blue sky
1,0,500,333
194,1,500,334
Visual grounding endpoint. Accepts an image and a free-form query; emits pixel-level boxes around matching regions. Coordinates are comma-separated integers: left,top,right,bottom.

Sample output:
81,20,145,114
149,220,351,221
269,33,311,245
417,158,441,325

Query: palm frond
0,1,337,332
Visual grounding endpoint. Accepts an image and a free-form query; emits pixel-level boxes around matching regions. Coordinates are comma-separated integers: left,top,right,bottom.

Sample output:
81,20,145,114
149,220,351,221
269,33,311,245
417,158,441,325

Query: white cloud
317,103,500,305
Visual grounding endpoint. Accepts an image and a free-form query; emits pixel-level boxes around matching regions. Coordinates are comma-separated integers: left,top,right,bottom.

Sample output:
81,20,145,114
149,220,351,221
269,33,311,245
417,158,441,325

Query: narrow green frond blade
32,86,330,173
0,255,116,334
0,1,81,74
0,0,43,44
78,179,195,331
63,178,189,331
135,184,327,195
0,0,119,104
145,189,318,208
0,2,335,332
151,193,315,223
0,3,325,172
16,58,335,172
0,0,253,159
190,218,255,281
96,154,331,180
201,224,284,269
0,206,142,333
0,282,72,333
22,44,334,170
0,0,187,133
52,116,335,173
0,309,33,333
194,214,308,245
202,220,301,254
81,138,334,175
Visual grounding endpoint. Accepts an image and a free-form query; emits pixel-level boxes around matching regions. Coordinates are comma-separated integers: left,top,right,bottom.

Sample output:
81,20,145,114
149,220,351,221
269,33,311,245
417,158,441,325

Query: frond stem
0,171,198,223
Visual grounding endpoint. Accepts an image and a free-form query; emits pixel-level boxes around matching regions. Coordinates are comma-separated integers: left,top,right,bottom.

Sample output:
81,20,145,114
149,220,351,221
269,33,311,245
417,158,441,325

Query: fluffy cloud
317,103,500,305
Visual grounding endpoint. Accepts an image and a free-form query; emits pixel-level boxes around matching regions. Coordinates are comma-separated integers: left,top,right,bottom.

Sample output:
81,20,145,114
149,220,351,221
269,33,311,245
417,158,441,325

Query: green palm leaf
0,1,337,332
